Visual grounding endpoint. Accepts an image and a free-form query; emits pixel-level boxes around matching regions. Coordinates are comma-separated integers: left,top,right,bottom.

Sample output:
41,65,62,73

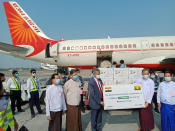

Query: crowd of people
0,67,175,131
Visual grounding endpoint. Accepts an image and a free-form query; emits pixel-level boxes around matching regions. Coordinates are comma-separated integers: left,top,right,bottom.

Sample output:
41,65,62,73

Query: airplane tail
3,1,58,57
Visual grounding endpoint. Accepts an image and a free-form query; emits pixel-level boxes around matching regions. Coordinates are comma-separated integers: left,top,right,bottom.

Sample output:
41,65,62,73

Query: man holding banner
136,68,154,131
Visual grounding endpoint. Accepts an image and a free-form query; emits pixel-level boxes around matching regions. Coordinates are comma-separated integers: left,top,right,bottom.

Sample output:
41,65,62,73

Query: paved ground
14,104,161,131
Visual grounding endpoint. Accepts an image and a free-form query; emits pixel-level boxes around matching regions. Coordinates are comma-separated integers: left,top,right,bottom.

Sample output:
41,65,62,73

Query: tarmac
14,104,161,131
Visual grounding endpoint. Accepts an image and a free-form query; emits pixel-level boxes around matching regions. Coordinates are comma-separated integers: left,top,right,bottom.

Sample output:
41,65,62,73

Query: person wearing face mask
157,71,175,131
112,61,117,68
75,68,85,113
27,69,43,118
64,69,82,131
135,68,154,131
88,68,104,131
0,81,18,131
150,72,160,113
46,74,67,131
6,70,24,115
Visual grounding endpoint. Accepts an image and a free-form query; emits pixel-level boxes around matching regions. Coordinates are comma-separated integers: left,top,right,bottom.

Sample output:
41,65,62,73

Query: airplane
1,1,175,73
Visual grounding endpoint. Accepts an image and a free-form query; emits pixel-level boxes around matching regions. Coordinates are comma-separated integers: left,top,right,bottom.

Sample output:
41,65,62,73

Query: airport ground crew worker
46,74,67,131
157,71,175,131
136,68,154,131
6,70,24,115
27,69,43,118
0,80,18,131
120,60,127,68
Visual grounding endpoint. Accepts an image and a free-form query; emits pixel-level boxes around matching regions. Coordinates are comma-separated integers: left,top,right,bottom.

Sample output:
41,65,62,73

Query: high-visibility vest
0,104,14,130
30,76,39,92
11,77,21,91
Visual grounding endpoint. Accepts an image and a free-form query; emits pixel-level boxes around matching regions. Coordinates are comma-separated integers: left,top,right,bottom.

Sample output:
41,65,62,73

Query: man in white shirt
27,69,42,118
46,73,66,131
135,68,154,131
157,71,175,131
6,70,24,114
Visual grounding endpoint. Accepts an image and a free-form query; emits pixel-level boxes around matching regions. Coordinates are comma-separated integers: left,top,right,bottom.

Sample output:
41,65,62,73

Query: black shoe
39,111,44,115
18,109,25,112
31,114,35,118
154,109,160,114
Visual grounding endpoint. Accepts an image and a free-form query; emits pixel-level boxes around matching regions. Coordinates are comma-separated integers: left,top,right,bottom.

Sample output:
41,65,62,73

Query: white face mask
96,75,100,79
143,75,149,79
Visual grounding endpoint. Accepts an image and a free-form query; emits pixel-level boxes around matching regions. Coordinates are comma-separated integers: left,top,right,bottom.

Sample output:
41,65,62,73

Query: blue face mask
150,75,155,79
90,74,94,78
16,73,20,78
55,79,61,85
73,75,78,81
112,65,116,68
165,77,171,82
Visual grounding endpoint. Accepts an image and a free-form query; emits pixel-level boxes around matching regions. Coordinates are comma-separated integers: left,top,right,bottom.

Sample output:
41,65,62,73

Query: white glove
28,93,31,99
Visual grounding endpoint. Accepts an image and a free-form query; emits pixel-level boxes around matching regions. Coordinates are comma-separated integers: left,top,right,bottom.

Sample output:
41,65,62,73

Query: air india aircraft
1,1,175,72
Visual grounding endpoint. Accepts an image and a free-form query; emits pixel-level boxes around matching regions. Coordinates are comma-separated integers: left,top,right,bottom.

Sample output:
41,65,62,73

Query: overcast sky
0,0,175,68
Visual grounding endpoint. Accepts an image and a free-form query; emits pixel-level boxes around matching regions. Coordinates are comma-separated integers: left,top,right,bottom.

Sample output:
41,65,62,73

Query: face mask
96,75,100,79
112,65,116,68
73,75,78,81
143,75,149,79
150,75,155,79
90,74,94,78
55,79,61,85
16,73,20,78
32,73,36,77
165,77,171,82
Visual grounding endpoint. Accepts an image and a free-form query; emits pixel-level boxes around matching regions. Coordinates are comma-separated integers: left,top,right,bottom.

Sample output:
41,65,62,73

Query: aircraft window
165,43,169,47
119,44,123,48
101,45,105,49
106,45,109,49
97,45,100,49
115,45,118,49
128,44,132,48
80,46,83,50
151,43,155,47
63,47,66,50
133,44,136,48
71,46,74,50
160,43,164,47
93,46,96,49
156,43,159,47
110,45,114,49
124,44,127,48
170,43,173,47
75,46,79,50
88,46,91,49
67,46,70,50
84,46,87,50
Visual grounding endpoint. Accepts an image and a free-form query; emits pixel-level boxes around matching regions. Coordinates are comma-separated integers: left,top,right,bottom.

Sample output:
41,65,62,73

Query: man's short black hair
30,69,36,73
165,70,172,76
12,70,18,75
0,73,5,78
51,73,59,80
75,68,80,72
0,81,3,92
70,69,76,75
113,61,117,65
142,68,150,73
120,60,124,64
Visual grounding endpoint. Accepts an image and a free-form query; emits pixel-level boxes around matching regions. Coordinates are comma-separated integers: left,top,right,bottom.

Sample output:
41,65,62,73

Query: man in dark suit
88,68,104,131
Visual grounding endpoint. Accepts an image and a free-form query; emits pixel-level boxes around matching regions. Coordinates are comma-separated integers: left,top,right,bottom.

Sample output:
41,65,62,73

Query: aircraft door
141,41,150,54
45,43,58,58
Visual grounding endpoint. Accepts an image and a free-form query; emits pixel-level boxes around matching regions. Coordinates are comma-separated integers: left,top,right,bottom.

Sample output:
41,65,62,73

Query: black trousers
29,91,42,115
80,94,85,112
153,92,158,110
10,90,22,112
49,111,62,131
